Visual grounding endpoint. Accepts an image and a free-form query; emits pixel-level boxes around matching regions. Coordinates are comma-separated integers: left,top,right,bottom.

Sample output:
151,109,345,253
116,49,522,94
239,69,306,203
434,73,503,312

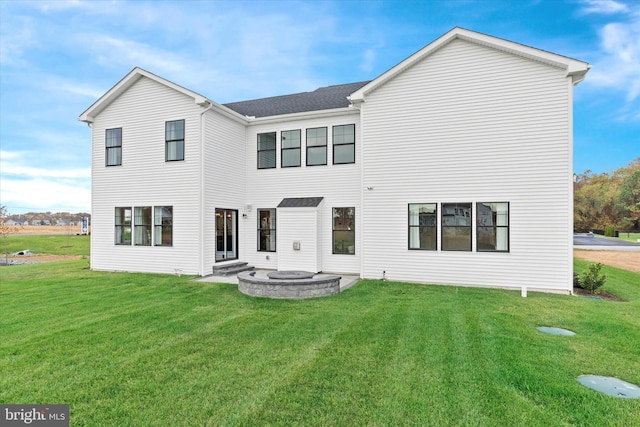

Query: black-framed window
115,207,131,245
306,127,327,166
477,202,509,252
134,206,152,246
166,120,185,161
281,130,301,167
106,128,122,166
442,203,472,251
258,209,276,252
257,132,276,169
333,124,355,164
333,207,355,254
408,203,437,250
154,206,173,246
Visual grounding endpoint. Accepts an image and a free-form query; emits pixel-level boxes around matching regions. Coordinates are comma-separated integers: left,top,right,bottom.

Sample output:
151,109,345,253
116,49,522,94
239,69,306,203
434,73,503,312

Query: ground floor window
154,206,173,246
409,202,510,252
477,202,509,252
115,207,132,245
333,207,355,254
258,209,276,252
134,207,152,246
408,203,437,250
442,203,472,251
115,205,172,246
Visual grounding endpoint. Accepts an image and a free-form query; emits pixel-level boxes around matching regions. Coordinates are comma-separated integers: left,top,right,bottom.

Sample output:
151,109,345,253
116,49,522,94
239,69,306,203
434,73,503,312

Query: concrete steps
212,262,254,276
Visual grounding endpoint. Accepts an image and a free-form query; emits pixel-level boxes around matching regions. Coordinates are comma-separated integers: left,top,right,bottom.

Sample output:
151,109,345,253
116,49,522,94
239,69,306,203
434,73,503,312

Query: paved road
574,234,640,249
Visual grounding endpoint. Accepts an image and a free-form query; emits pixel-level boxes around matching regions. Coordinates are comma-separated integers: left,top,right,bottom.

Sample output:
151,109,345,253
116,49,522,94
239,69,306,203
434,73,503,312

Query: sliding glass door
215,209,237,262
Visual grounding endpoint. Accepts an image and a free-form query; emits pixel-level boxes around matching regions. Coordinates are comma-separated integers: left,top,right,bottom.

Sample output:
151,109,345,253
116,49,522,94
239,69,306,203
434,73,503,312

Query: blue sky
1,0,638,214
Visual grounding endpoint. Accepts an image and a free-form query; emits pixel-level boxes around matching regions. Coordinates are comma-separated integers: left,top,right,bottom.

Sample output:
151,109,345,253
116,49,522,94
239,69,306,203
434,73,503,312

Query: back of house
79,27,589,294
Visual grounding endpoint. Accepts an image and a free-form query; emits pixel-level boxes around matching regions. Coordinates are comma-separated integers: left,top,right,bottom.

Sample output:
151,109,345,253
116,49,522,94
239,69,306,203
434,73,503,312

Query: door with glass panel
215,209,237,261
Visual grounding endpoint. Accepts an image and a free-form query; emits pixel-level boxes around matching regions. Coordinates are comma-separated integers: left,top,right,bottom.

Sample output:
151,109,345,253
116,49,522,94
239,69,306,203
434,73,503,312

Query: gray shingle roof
223,81,370,118
277,197,324,208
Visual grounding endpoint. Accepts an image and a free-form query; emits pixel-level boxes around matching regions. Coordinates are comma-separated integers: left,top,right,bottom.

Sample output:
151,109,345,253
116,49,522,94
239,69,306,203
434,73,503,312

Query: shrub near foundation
579,262,607,294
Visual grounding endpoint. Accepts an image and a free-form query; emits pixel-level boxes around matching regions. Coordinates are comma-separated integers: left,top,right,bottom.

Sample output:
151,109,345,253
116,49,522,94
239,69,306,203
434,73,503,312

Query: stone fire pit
238,270,341,299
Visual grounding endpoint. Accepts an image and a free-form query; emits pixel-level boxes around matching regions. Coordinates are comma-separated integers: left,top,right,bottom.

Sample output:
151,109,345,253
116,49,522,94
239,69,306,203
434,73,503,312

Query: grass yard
1,258,639,426
1,234,90,256
615,232,640,243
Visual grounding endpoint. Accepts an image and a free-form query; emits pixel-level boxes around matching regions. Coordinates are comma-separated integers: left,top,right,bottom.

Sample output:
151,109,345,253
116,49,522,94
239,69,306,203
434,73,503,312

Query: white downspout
199,101,214,276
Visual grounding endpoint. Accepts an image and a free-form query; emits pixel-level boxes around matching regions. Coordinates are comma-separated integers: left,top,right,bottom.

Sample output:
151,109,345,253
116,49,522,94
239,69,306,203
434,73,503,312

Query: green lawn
615,232,640,243
1,234,90,256
1,259,639,426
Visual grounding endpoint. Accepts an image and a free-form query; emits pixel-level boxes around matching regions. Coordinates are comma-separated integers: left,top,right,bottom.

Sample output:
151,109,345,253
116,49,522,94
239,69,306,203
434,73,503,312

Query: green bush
605,225,616,237
573,272,582,289
579,262,607,294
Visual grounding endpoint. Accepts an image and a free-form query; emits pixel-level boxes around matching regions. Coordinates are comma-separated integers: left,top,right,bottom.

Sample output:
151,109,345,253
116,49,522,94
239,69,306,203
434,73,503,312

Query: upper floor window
333,124,355,164
154,206,173,246
115,207,132,245
134,207,152,246
333,207,355,254
442,203,472,251
166,120,185,161
106,128,122,166
306,127,327,166
258,208,276,251
257,132,276,169
408,203,437,250
281,130,301,167
477,202,509,252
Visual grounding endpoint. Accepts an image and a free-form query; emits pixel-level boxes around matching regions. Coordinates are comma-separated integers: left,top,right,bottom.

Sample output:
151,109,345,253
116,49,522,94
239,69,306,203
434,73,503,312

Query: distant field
8,225,89,235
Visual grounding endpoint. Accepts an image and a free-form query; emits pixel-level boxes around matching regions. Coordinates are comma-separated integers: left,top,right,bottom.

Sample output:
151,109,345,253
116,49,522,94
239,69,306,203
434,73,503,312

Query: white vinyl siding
360,38,573,292
90,76,202,274
202,108,246,272
242,113,361,274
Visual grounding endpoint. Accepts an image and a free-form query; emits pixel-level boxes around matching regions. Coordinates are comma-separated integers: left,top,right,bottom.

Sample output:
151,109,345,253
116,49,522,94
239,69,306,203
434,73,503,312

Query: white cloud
0,178,90,213
580,1,640,117
89,35,191,76
0,151,90,212
361,49,376,74
0,14,36,66
581,0,629,14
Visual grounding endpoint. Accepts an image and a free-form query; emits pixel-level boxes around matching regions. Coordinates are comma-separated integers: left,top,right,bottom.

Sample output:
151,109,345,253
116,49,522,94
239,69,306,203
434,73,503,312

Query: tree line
574,158,640,232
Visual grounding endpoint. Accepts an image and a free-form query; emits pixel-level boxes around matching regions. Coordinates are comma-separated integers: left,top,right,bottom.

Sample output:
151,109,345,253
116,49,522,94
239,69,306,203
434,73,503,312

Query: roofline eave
245,106,359,125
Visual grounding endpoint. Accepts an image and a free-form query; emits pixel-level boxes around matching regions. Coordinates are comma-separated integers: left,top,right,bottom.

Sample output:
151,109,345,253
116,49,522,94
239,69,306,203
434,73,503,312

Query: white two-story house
79,27,590,294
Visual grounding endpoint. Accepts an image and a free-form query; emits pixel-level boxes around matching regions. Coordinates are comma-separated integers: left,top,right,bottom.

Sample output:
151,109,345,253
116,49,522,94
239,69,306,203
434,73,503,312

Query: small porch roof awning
277,197,324,208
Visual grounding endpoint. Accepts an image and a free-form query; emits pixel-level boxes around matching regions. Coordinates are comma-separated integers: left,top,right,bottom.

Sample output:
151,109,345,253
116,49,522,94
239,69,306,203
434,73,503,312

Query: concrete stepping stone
578,375,640,398
536,326,576,336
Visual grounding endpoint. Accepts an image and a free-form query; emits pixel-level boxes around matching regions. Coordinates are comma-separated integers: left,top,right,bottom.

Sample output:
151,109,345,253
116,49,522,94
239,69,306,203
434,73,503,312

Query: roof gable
349,27,590,103
78,67,210,123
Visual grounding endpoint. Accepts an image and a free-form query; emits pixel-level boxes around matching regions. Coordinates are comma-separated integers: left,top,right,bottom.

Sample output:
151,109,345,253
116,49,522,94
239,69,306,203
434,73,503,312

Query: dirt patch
573,286,625,302
9,225,89,235
3,254,83,264
573,250,640,273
